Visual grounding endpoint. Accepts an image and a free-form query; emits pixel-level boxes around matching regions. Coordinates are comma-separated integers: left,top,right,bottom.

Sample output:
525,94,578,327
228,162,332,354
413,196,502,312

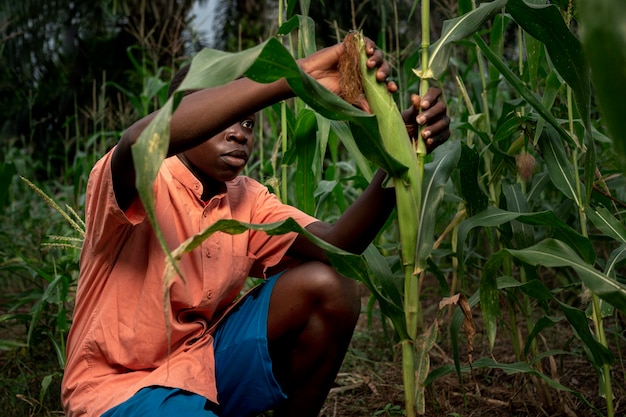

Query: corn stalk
346,27,462,415
348,33,421,416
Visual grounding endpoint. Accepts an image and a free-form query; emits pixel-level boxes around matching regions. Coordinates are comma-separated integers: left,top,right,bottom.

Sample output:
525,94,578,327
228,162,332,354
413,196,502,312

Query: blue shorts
101,273,286,417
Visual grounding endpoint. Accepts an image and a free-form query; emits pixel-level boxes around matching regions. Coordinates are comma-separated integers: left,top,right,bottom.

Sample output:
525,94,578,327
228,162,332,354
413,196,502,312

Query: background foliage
1,0,625,416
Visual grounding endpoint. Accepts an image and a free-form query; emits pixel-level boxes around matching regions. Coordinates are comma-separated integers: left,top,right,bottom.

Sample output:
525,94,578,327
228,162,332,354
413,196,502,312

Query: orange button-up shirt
61,150,317,416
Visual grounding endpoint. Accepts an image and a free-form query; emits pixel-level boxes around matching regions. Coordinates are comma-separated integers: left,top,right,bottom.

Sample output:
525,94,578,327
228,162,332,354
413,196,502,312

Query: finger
375,61,391,81
363,37,376,56
421,115,450,140
419,87,443,110
367,48,385,69
418,100,447,125
425,131,450,153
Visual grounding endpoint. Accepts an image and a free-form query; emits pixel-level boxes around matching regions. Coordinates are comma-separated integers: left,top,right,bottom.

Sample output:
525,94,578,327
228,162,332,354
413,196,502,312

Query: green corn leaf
508,239,626,312
502,183,535,249
457,206,520,266
537,125,582,206
415,0,507,79
458,143,489,217
498,276,554,301
516,211,596,265
415,139,461,270
558,301,615,367
532,70,562,145
328,121,374,181
481,250,509,351
523,315,562,357
278,14,317,57
578,0,626,175
362,246,408,340
132,38,410,287
606,244,626,278
414,321,438,414
474,35,574,146
506,0,591,127
586,205,626,244
457,207,596,266
363,245,403,309
294,109,318,215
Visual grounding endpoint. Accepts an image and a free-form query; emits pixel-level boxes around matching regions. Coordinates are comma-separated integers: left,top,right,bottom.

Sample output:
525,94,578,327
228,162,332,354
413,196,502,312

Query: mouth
221,150,248,168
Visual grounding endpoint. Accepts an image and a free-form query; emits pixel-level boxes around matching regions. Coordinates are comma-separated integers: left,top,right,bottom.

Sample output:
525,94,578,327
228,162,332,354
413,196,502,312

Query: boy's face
183,114,256,182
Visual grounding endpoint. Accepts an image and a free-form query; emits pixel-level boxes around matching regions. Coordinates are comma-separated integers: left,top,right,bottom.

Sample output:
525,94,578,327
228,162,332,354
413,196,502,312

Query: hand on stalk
402,87,450,153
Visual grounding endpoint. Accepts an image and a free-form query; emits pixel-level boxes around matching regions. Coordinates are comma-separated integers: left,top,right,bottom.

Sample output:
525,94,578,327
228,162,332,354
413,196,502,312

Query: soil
320,285,626,417
2,282,624,416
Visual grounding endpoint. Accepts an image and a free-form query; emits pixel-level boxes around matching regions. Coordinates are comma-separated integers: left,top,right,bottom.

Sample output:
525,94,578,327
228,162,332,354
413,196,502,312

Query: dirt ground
320,288,626,417
2,283,624,417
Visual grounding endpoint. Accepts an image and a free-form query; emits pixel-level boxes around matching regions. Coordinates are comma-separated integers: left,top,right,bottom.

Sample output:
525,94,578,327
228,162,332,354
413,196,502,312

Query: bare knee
268,261,361,340
301,261,361,324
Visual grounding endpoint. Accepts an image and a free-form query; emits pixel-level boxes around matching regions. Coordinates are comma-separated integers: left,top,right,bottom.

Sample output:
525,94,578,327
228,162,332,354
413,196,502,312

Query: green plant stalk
475,47,497,205
278,0,288,204
355,32,422,417
280,102,288,204
568,86,614,416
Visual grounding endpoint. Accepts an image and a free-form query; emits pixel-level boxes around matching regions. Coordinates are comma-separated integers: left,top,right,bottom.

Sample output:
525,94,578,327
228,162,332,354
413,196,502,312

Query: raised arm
111,77,293,211
111,39,394,211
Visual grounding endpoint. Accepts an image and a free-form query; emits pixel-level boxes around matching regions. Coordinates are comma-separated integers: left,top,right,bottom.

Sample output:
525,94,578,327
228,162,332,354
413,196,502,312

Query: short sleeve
240,180,317,277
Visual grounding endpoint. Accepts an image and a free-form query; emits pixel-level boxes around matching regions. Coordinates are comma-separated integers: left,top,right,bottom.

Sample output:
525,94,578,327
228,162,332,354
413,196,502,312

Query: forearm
333,169,396,253
122,77,292,154
303,169,396,257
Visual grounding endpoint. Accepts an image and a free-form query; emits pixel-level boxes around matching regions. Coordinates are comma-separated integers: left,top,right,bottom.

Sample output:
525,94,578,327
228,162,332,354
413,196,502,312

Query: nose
225,125,248,145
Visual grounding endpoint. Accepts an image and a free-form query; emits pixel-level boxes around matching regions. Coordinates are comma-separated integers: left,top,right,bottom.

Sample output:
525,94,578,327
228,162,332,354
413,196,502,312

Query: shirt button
206,249,211,258
206,290,212,299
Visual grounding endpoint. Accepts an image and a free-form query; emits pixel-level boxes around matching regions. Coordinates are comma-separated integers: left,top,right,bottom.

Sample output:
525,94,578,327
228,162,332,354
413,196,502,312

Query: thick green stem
355,32,422,416
402,340,417,417
280,102,288,204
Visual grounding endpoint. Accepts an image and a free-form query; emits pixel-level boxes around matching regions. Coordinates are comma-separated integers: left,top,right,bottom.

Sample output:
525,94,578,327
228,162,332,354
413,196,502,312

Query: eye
241,119,255,130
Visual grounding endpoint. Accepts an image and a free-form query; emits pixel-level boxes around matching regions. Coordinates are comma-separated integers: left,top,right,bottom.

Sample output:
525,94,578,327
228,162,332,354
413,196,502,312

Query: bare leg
267,261,360,417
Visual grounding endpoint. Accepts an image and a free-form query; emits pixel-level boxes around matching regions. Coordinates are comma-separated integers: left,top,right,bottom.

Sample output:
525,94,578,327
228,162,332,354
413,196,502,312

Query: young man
61,38,450,417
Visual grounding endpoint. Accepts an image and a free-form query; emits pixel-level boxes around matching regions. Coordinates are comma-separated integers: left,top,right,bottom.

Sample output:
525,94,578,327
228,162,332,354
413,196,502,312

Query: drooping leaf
537,125,582,206
523,315,562,357
586,205,626,244
558,301,615,367
457,207,597,267
508,239,626,311
133,38,411,288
